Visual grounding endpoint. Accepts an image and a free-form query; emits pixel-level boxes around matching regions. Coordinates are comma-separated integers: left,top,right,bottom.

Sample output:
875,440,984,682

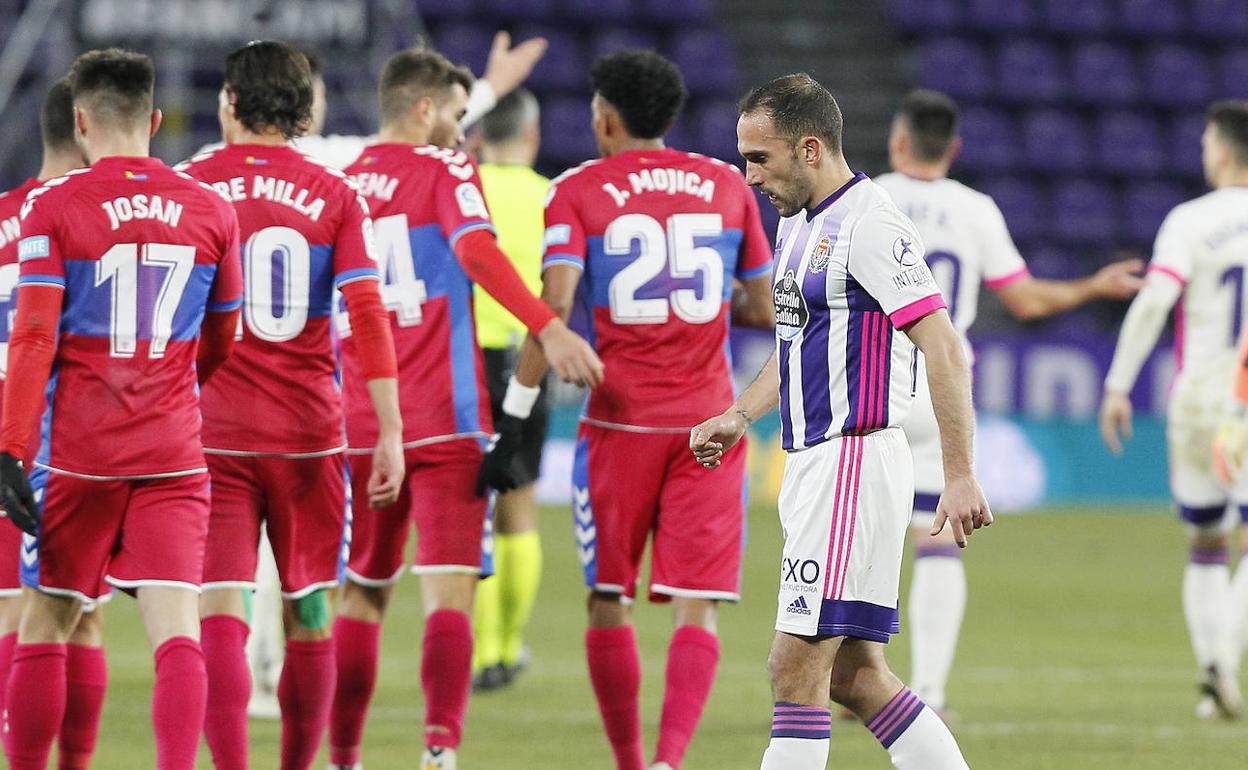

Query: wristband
502,375,541,419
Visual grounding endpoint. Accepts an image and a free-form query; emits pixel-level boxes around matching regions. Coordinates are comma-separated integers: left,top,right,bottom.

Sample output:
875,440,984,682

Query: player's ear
413,95,435,128
946,135,962,165
149,109,163,139
801,136,821,167
74,106,88,141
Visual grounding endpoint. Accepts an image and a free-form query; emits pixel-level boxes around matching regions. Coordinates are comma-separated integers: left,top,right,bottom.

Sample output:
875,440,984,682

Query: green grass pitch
76,505,1248,768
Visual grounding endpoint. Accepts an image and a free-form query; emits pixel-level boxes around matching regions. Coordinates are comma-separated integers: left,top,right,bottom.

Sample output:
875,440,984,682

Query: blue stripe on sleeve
17,274,65,288
738,262,773,280
206,297,243,312
448,221,495,249
334,267,381,288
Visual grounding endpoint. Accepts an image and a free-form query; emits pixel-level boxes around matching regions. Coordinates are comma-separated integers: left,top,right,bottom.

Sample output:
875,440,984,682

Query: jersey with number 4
177,143,380,455
543,148,772,430
0,179,39,426
340,143,495,449
16,156,242,477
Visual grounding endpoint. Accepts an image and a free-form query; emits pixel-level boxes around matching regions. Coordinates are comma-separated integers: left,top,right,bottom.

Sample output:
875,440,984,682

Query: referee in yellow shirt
472,88,550,691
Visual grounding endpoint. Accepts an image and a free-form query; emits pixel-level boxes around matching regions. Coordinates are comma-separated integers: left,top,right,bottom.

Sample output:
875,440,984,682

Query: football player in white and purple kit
1104,100,1248,719
691,74,990,770
877,90,1142,715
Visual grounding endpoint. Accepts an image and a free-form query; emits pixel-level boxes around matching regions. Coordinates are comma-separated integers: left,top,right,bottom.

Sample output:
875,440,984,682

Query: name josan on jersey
543,148,772,431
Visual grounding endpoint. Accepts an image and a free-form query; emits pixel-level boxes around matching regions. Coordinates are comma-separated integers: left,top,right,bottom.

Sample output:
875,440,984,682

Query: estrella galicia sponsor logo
17,235,49,262
809,235,832,273
774,270,809,341
892,236,919,267
786,595,812,615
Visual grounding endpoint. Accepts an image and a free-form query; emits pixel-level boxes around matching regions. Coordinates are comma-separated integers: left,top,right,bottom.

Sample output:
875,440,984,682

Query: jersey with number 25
177,144,380,456
544,148,772,429
16,157,242,477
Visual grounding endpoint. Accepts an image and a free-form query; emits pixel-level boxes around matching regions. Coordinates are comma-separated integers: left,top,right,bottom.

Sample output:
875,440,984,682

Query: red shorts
0,518,21,596
22,466,210,601
203,452,347,598
346,439,489,586
574,423,747,602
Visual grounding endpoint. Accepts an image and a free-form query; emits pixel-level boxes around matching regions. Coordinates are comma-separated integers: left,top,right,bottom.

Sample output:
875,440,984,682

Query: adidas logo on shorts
786,595,812,616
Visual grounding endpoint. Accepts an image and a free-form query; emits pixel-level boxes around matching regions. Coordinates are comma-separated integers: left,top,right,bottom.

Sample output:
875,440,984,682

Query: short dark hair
379,48,473,125
301,47,323,79
481,88,539,144
40,78,77,152
738,73,843,153
224,41,313,140
1208,99,1248,166
897,89,959,162
590,50,687,140
67,48,155,130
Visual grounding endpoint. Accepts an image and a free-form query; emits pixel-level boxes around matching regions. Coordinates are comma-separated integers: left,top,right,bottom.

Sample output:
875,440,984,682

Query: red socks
202,614,252,770
0,630,16,751
586,625,645,770
59,644,107,770
278,638,335,770
5,642,67,770
421,609,472,751
330,616,381,766
152,637,207,770
655,626,720,769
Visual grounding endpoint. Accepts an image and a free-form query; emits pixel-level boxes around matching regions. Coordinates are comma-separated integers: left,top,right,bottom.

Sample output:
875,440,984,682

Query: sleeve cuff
1147,265,1187,287
448,221,496,250
541,254,585,272
335,268,382,289
737,262,773,280
889,294,947,329
207,297,243,312
17,274,65,288
984,266,1030,289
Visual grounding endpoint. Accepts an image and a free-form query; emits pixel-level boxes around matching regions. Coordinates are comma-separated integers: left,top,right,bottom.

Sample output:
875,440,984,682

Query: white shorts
774,428,912,642
1168,418,1248,527
902,360,942,529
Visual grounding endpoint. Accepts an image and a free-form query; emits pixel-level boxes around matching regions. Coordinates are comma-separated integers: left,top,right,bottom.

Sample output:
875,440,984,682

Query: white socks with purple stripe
760,702,830,769
867,688,969,770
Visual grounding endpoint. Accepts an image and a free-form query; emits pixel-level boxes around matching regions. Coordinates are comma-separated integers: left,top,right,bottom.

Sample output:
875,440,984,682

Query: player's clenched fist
537,319,604,388
932,475,992,548
0,453,38,535
689,410,750,469
367,432,405,509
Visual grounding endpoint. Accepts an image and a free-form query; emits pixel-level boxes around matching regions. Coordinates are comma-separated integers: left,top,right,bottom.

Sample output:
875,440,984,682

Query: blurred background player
0,76,110,770
1101,99,1248,720
470,87,550,692
178,41,404,770
329,49,600,770
876,89,1143,715
0,47,242,770
481,50,774,770
691,72,987,770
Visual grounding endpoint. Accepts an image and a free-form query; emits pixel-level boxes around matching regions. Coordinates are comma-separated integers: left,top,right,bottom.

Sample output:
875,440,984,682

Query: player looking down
0,47,243,770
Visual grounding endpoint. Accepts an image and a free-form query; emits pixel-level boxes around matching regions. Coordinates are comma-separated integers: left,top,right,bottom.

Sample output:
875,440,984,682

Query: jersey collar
805,171,868,221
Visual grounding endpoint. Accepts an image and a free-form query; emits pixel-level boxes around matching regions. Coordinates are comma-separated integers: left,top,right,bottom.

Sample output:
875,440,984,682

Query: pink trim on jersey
1147,264,1187,287
822,438,852,600
872,313,888,427
889,293,946,329
984,266,1031,289
829,436,865,600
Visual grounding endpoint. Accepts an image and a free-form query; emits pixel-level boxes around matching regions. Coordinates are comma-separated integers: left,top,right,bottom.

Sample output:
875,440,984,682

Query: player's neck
227,128,287,147
377,123,431,146
892,160,947,182
1216,167,1248,189
481,142,535,166
37,149,84,181
604,137,665,157
805,157,857,210
83,134,150,164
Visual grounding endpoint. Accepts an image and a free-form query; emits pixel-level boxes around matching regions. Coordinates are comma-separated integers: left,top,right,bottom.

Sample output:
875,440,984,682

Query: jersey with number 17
544,148,772,429
177,143,380,455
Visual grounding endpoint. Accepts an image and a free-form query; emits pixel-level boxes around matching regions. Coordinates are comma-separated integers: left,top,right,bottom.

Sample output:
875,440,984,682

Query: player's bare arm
732,274,777,329
690,350,780,469
1100,269,1182,454
904,308,991,546
994,258,1144,321
482,32,548,109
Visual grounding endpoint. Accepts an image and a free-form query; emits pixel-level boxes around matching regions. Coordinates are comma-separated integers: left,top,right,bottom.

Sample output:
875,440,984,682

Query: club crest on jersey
774,270,809,341
892,236,919,267
809,235,832,273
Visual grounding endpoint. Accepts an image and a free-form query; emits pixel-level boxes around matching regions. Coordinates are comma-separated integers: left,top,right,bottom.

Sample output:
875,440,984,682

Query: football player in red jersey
480,50,774,770
327,49,601,770
0,48,243,770
177,42,404,770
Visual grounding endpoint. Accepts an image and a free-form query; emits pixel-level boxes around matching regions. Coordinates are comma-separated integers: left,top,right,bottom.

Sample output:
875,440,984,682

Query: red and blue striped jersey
0,178,39,425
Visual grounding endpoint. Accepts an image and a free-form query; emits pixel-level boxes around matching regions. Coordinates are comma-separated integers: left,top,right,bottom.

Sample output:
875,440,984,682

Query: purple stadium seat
966,0,1035,31
1096,112,1164,176
1070,43,1137,105
957,108,1019,173
416,0,480,20
670,31,738,95
589,29,658,62
563,0,634,24
432,23,494,74
641,0,713,23
693,99,742,163
1122,181,1185,244
1040,0,1110,35
1144,45,1212,107
1023,246,1083,282
1169,113,1206,176
481,0,556,21
665,119,696,157
1051,179,1118,244
540,97,597,166
996,41,1064,102
975,177,1046,243
889,0,961,33
1219,50,1248,99
517,28,586,91
919,38,992,100
1190,0,1248,40
1117,0,1186,37
1021,109,1091,173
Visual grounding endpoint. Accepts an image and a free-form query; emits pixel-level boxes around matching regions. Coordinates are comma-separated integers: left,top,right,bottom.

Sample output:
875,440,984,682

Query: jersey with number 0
340,143,496,449
543,148,772,430
0,178,39,423
773,173,945,452
1150,187,1248,420
16,156,242,477
874,173,1027,343
177,144,380,455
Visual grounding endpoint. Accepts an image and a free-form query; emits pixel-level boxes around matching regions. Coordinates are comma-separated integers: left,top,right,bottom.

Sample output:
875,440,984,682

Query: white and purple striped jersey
773,173,946,452
874,172,1028,345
